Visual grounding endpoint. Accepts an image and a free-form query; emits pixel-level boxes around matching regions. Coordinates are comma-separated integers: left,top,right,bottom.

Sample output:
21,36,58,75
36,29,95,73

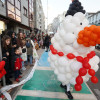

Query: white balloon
54,60,58,66
59,40,66,47
54,69,59,75
50,54,57,61
51,63,55,69
48,57,50,62
51,37,56,44
74,12,85,21
93,56,100,64
82,19,89,27
59,29,66,37
74,27,82,36
89,47,95,51
70,77,76,85
58,67,66,74
57,57,68,66
53,42,62,51
66,73,72,79
65,65,71,73
73,40,80,49
63,23,76,33
71,61,82,72
77,46,88,54
64,15,72,23
82,76,89,82
57,74,66,82
63,45,74,54
71,17,81,26
55,33,61,41
93,65,99,72
62,33,76,44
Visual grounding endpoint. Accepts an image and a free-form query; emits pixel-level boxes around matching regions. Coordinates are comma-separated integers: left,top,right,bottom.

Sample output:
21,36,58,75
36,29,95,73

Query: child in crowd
26,37,34,66
2,35,12,85
14,47,23,82
21,39,27,70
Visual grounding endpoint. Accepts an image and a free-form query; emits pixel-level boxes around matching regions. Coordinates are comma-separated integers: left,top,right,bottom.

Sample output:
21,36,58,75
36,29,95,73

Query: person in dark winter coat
14,47,23,82
44,34,50,52
2,35,12,85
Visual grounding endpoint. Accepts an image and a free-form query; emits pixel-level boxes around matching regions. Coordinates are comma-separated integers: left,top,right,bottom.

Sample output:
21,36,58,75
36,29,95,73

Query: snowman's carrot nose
77,25,100,47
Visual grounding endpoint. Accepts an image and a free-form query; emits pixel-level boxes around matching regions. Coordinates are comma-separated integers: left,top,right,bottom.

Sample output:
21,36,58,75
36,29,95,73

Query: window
29,0,34,28
23,7,27,16
15,0,21,10
8,0,14,4
1,0,5,4
7,0,21,22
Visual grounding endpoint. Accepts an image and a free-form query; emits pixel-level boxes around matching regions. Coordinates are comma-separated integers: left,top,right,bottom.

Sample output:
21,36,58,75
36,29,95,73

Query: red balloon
58,52,64,56
75,84,82,91
0,61,5,71
83,57,89,63
79,68,87,76
67,53,75,59
91,76,98,84
76,76,83,85
88,69,95,76
52,49,58,54
83,62,91,69
76,56,83,62
50,45,54,51
90,51,96,56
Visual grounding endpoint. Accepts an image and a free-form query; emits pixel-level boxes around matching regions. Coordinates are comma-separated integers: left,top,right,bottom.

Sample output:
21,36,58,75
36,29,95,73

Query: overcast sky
41,0,100,28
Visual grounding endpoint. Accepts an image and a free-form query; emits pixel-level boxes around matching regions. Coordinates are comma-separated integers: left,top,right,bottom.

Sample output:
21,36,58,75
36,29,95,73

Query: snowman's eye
80,23,82,25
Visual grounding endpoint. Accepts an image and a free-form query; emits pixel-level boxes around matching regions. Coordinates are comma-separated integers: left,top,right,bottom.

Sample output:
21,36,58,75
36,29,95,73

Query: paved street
87,49,100,100
14,49,97,100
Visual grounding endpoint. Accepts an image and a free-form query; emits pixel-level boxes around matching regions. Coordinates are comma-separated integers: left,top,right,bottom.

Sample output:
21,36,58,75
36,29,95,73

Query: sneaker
19,75,22,78
15,78,20,82
65,91,73,100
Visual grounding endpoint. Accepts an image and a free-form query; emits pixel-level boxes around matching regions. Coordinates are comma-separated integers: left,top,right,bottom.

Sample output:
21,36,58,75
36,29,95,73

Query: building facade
34,0,45,34
0,0,36,35
86,11,100,26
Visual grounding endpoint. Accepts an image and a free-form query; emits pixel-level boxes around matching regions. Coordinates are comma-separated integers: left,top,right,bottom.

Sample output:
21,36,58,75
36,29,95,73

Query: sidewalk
14,50,97,100
10,48,45,99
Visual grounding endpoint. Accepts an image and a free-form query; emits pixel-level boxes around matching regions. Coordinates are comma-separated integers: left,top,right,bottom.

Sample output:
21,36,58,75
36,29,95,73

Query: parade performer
48,0,100,99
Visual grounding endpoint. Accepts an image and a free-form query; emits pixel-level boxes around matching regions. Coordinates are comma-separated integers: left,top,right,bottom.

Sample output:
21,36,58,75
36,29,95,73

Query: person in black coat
2,35,13,85
44,34,50,52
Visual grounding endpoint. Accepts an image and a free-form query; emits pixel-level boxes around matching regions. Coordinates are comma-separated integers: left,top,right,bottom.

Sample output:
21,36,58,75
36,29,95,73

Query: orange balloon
90,33,98,41
83,31,91,37
78,33,83,39
84,27,89,30
83,37,89,42
83,42,90,47
97,39,100,44
77,38,83,44
88,25,96,32
89,41,96,46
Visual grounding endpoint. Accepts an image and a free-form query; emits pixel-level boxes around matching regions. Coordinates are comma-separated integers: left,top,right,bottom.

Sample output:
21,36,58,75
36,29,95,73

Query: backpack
26,41,31,48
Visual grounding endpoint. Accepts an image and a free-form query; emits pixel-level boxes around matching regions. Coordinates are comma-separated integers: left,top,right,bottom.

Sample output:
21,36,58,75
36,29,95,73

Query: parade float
48,0,100,99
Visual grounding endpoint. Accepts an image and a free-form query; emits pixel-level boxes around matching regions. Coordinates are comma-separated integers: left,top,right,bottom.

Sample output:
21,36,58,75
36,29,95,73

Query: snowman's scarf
50,45,97,90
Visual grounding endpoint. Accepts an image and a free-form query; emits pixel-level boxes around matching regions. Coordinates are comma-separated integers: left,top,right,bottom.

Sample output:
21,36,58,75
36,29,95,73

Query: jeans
22,61,24,67
15,70,20,79
27,55,33,64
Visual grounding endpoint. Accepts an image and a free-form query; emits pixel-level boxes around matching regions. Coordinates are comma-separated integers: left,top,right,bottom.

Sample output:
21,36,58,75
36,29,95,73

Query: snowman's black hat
65,0,85,17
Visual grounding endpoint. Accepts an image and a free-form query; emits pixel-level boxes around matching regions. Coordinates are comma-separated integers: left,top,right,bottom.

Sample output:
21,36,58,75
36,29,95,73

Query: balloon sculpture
48,0,99,99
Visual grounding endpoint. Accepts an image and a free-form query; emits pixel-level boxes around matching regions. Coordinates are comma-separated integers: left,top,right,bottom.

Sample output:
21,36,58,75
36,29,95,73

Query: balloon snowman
48,0,100,99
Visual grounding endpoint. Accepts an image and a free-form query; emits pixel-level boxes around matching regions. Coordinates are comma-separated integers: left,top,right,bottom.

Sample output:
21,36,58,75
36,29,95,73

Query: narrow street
14,49,97,100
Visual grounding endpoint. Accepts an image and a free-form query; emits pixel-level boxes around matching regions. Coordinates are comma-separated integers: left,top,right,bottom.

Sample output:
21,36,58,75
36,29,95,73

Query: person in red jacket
14,47,23,82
